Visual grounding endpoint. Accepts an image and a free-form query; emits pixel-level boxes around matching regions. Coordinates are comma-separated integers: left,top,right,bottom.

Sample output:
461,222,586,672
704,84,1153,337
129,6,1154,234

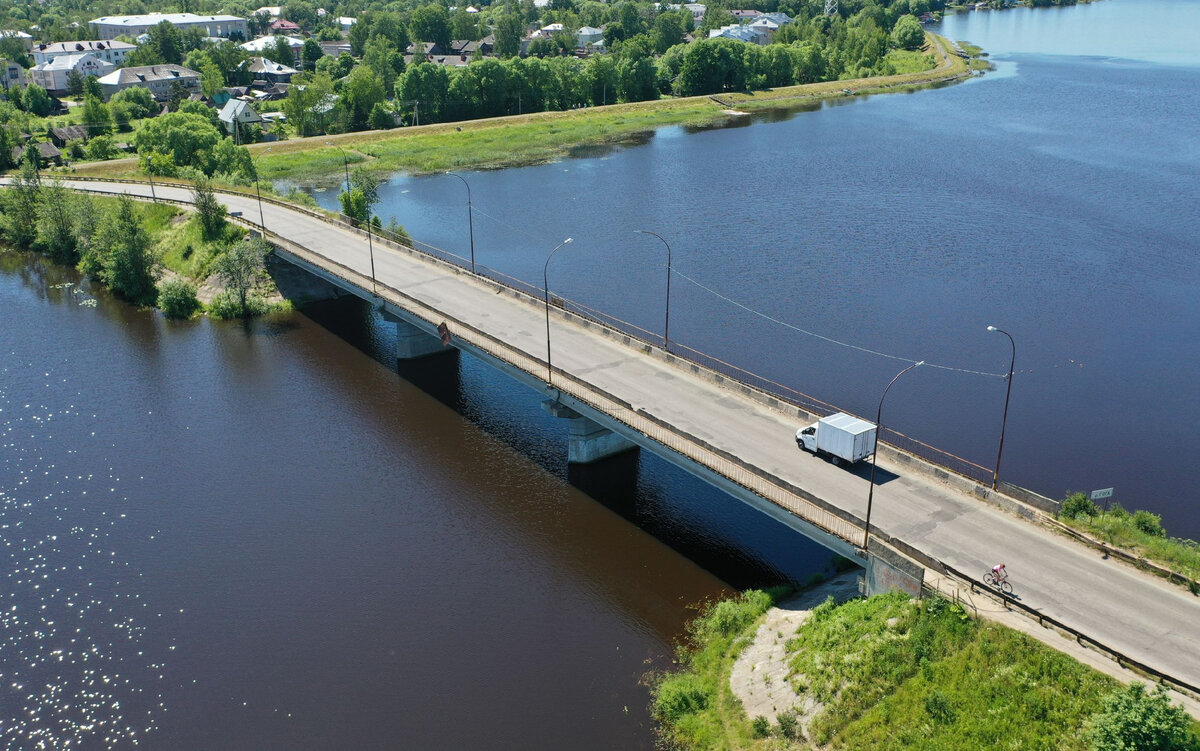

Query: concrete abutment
542,400,639,464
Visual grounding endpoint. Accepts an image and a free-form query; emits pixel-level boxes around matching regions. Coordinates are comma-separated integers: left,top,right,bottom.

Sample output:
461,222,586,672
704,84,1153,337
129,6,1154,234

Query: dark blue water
304,0,1200,538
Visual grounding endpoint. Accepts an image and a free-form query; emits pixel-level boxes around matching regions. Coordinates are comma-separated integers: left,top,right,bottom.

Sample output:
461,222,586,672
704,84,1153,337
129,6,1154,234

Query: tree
82,75,103,100
157,278,201,319
23,82,51,116
272,36,297,68
281,71,334,136
213,236,270,316
338,167,381,223
111,86,157,120
1084,683,1199,751
301,38,324,72
368,101,394,130
36,180,78,263
891,14,925,51
676,38,747,96
0,162,40,248
96,196,158,304
282,0,318,30
201,59,225,98
363,36,405,95
397,62,449,123
342,64,385,129
85,134,116,161
79,95,112,136
211,139,254,179
410,4,452,51
66,69,85,97
192,175,227,240
134,112,223,174
495,13,524,59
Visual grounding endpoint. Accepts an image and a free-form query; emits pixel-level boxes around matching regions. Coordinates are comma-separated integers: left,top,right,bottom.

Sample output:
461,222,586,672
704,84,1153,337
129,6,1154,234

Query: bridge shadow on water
296,295,840,589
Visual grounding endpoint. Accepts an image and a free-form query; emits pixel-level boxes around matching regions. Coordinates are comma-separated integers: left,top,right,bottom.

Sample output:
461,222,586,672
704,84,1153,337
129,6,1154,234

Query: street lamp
635,229,673,350
863,360,924,551
250,146,271,235
446,171,476,273
543,237,574,387
987,325,1016,490
326,141,375,296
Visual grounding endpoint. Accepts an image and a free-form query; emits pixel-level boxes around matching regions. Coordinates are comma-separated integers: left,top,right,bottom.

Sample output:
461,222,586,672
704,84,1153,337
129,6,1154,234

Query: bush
157,278,201,319
777,709,800,739
751,716,770,738
1132,510,1166,538
1061,492,1099,520
209,289,268,319
1083,682,1199,751
653,673,709,723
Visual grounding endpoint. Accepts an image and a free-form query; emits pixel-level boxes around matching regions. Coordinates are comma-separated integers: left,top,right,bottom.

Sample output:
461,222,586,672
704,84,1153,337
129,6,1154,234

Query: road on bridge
17,177,1200,697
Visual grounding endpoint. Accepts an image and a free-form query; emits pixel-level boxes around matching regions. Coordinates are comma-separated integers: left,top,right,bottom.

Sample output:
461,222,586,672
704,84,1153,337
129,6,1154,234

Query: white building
253,6,282,18
89,13,248,41
218,98,263,140
576,26,603,47
31,40,135,67
96,63,201,100
30,53,114,94
338,16,357,32
240,34,304,65
0,30,34,51
1,58,27,90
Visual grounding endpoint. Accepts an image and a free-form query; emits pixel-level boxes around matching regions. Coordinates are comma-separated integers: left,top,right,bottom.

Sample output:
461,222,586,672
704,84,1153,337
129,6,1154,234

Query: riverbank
652,580,1200,750
65,33,971,186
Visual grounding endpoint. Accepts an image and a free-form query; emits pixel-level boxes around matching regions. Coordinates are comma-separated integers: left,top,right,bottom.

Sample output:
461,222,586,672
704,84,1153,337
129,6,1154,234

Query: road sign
1090,488,1114,500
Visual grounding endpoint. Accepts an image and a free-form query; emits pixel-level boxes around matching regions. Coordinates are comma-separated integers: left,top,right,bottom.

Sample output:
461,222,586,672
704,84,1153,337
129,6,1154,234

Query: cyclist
992,563,1007,584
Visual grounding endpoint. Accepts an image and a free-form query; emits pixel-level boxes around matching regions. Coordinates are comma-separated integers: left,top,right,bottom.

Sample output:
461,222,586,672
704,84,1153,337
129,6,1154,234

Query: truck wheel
830,456,840,466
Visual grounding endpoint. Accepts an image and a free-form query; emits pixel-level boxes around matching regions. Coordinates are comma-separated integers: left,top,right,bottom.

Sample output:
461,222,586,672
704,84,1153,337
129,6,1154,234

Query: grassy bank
652,587,1200,750
64,34,969,185
1059,493,1200,587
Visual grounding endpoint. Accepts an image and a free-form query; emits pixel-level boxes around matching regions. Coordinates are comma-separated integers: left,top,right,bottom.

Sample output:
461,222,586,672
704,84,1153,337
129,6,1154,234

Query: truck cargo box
817,412,877,463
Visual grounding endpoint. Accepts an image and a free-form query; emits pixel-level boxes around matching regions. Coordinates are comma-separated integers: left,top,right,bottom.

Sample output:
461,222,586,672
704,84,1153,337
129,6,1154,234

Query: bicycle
983,571,1013,594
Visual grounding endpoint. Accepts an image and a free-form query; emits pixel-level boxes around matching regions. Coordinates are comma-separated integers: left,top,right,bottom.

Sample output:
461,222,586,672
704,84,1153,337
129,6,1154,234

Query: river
2,0,1198,748
300,0,1200,540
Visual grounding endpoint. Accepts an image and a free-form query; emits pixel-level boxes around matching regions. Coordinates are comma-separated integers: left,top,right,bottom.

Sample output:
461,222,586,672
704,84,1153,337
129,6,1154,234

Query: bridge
11,176,1200,705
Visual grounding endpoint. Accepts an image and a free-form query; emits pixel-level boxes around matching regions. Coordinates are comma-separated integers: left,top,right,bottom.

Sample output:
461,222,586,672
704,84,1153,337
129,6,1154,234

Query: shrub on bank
158,279,201,319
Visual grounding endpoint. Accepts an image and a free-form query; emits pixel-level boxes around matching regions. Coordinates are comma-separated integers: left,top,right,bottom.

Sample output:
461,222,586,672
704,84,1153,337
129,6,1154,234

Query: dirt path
729,573,861,725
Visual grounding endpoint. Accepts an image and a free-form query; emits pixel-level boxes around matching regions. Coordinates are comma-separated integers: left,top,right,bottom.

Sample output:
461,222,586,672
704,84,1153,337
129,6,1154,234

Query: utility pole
825,0,837,15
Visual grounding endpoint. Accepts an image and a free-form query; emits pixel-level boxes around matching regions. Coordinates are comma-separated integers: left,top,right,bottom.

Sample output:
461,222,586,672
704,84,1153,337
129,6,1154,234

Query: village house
243,56,297,85
269,18,301,34
96,63,201,100
31,40,135,67
50,124,91,148
241,35,304,65
217,98,263,142
89,13,248,41
0,30,34,51
576,26,603,47
1,58,26,90
30,53,115,95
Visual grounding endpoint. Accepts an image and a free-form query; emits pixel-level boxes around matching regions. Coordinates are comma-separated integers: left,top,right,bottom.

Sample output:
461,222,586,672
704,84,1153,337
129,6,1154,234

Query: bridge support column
864,539,925,598
542,401,638,464
383,313,447,360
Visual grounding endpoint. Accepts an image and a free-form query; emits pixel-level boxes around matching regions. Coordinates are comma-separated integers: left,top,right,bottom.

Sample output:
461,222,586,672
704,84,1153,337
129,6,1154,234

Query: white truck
795,412,877,466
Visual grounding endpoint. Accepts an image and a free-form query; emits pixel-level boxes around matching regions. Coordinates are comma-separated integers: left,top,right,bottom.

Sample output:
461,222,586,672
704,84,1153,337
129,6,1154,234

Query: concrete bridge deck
12,176,1199,700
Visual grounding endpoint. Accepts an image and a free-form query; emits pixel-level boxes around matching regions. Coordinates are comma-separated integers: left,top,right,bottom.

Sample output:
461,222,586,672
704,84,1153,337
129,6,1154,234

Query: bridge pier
542,400,639,464
863,539,924,598
383,313,448,360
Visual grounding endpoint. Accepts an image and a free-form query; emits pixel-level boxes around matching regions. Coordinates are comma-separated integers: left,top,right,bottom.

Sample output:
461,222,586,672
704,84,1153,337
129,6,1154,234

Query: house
11,141,62,167
338,16,356,32
708,24,768,44
89,13,248,41
243,56,297,84
534,22,564,38
319,40,351,57
253,5,282,18
29,53,114,95
31,40,135,66
729,9,762,21
1,58,26,90
269,19,300,34
218,98,263,140
576,26,603,47
241,35,304,65
0,30,34,52
50,124,91,147
448,36,493,56
404,41,445,57
96,63,201,100
747,12,793,33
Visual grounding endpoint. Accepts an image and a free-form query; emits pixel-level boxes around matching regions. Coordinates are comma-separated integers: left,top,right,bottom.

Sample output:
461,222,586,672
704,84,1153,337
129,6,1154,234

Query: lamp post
446,171,476,273
250,147,271,235
146,169,156,202
327,141,375,295
543,237,574,387
987,325,1016,490
635,229,673,350
863,360,924,551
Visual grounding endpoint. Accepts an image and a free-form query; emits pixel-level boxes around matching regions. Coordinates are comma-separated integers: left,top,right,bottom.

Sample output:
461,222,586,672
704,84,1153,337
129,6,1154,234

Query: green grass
652,588,788,750
795,595,1115,750
653,587,1176,751
1060,496,1200,585
154,212,249,280
884,49,939,74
